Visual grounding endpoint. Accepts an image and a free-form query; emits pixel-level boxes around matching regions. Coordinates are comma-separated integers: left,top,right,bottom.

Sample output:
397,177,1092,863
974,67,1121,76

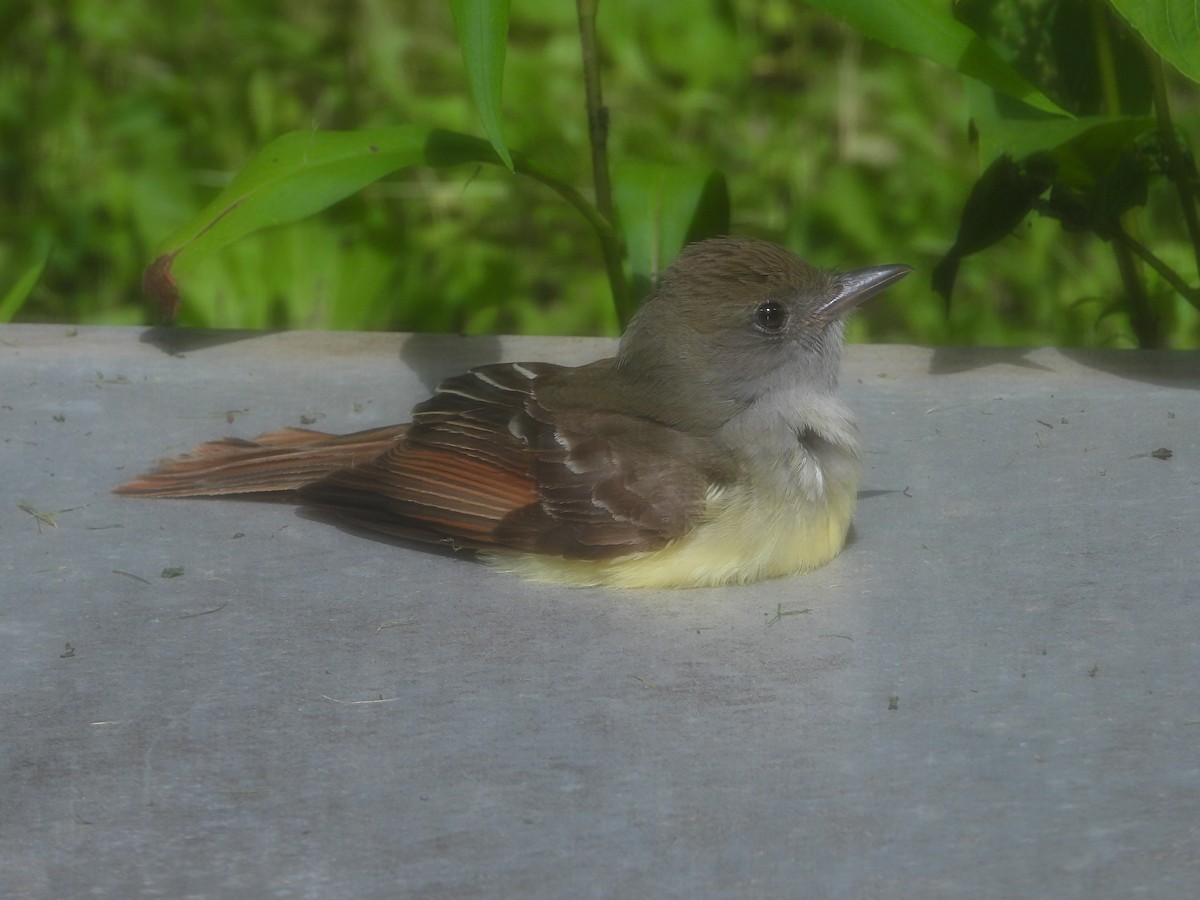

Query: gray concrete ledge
3,324,1198,898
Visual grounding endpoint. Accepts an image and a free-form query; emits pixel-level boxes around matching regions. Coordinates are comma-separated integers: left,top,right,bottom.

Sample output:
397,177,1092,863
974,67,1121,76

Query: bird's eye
754,300,788,332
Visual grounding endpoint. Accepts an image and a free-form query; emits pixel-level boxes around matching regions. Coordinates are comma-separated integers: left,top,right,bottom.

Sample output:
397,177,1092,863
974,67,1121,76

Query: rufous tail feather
114,425,408,498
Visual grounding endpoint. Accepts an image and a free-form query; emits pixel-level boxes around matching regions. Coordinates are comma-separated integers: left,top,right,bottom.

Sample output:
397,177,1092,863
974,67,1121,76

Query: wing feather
120,360,723,561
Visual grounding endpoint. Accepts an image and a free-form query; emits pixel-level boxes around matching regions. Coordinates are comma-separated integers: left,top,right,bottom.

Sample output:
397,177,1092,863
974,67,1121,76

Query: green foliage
931,0,1200,348
0,241,50,323
613,164,730,307
803,0,1069,115
450,0,514,171
1111,0,1200,82
146,127,583,318
2,0,1197,346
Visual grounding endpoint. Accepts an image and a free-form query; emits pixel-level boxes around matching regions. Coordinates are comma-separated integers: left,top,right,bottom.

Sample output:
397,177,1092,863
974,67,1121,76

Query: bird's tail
113,425,408,498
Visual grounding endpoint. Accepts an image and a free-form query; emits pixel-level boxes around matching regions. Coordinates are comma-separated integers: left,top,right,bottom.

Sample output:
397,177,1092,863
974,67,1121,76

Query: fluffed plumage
116,237,910,587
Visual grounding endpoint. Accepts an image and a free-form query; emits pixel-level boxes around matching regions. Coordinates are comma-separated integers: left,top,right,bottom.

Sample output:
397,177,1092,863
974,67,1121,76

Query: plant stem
516,156,630,330
576,0,613,222
1089,0,1122,114
1091,0,1159,346
574,0,631,326
515,158,622,266
1111,244,1159,346
1114,227,1200,314
1146,50,1200,283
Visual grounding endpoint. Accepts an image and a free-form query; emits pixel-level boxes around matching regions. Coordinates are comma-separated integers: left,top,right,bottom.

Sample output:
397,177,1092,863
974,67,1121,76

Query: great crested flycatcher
117,237,910,588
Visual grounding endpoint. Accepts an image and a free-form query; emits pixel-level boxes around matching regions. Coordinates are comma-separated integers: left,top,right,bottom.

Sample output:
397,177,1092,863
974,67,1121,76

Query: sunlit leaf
1110,0,1200,83
145,128,509,319
969,77,1155,164
613,163,730,305
450,0,514,170
0,242,50,323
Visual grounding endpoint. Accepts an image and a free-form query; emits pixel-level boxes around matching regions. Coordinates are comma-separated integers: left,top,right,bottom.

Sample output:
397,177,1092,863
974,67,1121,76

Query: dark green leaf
1091,153,1150,233
934,153,1055,304
930,254,963,310
684,172,731,246
938,115,1159,307
954,153,1056,257
1050,1,1152,115
1044,117,1157,190
1043,141,1154,239
1043,182,1096,233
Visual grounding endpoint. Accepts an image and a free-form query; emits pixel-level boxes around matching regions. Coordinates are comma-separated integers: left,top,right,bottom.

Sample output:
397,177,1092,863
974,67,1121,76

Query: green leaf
1042,126,1158,240
936,115,1159,306
968,74,1154,164
612,163,730,306
450,0,514,171
0,242,50,323
1049,1,1152,115
804,0,1070,116
1110,0,1200,83
933,153,1056,305
1043,117,1157,191
144,127,509,319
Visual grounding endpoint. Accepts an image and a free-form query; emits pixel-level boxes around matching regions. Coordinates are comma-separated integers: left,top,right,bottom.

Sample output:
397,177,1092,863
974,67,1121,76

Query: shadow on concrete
399,332,505,394
1058,348,1200,389
138,326,282,355
927,345,1055,375
296,505,484,567
927,344,1200,390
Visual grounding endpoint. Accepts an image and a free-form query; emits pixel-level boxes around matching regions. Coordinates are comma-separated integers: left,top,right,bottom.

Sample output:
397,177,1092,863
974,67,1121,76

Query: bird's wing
299,362,718,559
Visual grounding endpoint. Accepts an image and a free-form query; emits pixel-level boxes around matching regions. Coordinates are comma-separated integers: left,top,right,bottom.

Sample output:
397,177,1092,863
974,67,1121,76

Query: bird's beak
817,264,913,319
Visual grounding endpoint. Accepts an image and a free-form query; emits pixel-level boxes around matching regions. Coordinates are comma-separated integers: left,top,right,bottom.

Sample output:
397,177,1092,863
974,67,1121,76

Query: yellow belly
486,476,859,589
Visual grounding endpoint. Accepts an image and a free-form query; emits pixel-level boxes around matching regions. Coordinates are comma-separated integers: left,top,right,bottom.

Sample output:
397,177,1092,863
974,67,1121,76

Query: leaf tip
932,253,961,312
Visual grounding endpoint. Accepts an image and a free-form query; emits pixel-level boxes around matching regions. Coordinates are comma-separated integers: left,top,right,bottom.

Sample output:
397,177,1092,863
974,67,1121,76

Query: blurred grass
1,0,1196,345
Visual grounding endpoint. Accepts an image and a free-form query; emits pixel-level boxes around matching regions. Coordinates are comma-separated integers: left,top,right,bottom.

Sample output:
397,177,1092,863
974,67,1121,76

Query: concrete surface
2,324,1198,899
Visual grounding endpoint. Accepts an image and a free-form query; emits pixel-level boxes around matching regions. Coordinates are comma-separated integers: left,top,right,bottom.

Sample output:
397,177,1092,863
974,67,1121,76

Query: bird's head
616,236,911,429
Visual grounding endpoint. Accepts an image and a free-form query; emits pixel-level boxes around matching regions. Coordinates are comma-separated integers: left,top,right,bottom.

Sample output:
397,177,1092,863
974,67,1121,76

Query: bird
115,236,910,588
